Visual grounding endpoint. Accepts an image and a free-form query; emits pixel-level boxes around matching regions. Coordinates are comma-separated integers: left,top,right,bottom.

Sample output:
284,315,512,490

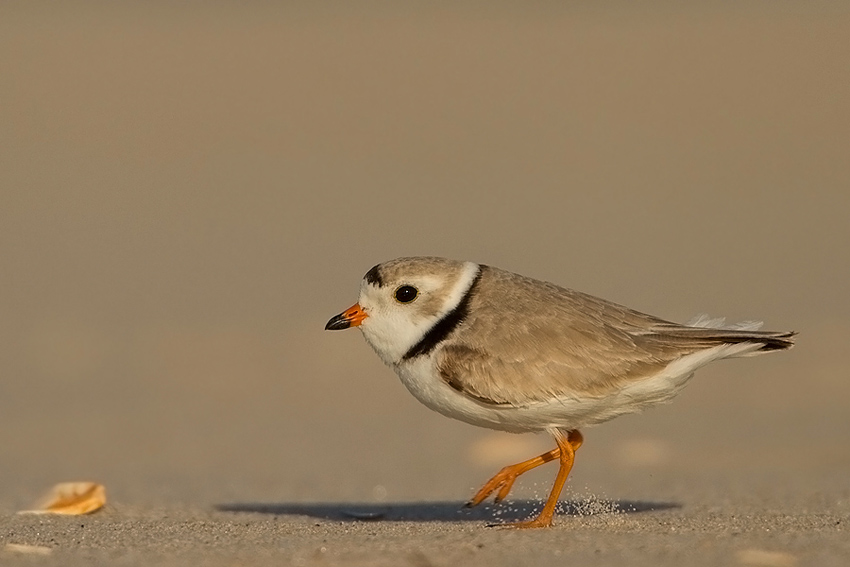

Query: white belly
392,343,755,433
393,356,606,433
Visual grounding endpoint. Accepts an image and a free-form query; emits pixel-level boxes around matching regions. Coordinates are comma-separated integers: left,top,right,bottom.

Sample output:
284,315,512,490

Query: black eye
394,285,419,303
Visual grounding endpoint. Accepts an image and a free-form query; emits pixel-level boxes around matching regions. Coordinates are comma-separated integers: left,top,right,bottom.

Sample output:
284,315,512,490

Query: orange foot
487,512,557,529
465,447,560,507
503,517,555,529
468,429,583,528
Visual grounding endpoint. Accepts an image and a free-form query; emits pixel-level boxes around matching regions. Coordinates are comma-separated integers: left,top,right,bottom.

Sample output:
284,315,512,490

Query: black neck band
402,267,483,361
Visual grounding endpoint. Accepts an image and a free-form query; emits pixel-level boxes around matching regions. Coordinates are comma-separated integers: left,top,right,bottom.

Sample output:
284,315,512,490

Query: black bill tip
325,313,351,331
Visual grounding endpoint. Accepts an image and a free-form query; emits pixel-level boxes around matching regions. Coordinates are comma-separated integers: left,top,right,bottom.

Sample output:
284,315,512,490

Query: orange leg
466,448,561,507
467,430,583,528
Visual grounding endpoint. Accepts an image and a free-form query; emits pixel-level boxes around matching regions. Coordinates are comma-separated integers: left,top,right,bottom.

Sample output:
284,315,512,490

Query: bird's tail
651,315,797,354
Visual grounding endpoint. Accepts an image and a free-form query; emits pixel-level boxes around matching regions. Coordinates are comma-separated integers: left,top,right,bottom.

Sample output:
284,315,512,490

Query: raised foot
466,446,562,508
466,466,523,508
469,430,581,529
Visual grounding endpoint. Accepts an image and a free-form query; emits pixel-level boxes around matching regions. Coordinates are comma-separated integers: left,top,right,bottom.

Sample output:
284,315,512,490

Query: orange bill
325,303,368,330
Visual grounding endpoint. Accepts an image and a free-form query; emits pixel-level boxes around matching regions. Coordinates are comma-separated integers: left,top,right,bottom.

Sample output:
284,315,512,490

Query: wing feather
435,265,795,406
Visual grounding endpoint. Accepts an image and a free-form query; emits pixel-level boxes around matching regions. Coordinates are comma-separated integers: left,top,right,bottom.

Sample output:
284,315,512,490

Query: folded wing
436,266,796,407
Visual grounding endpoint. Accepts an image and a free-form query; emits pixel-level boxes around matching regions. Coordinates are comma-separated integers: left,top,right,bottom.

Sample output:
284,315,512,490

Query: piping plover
325,257,796,528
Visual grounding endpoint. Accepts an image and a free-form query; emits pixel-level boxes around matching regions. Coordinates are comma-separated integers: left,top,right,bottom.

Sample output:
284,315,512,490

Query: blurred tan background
1,2,848,516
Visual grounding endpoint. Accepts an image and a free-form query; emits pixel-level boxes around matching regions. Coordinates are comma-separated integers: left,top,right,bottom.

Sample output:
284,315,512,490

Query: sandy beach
1,3,848,565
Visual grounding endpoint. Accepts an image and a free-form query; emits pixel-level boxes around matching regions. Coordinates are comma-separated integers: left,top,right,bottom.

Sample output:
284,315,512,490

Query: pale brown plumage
435,264,795,406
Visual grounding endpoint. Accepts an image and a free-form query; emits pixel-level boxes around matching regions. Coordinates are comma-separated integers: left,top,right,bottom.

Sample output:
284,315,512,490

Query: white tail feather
686,313,764,332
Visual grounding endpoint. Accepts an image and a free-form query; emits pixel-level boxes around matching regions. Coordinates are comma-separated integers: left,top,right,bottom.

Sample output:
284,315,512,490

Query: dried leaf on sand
18,482,106,515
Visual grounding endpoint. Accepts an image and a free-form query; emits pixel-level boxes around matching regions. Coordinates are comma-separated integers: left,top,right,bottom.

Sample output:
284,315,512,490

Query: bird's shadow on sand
215,499,680,523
